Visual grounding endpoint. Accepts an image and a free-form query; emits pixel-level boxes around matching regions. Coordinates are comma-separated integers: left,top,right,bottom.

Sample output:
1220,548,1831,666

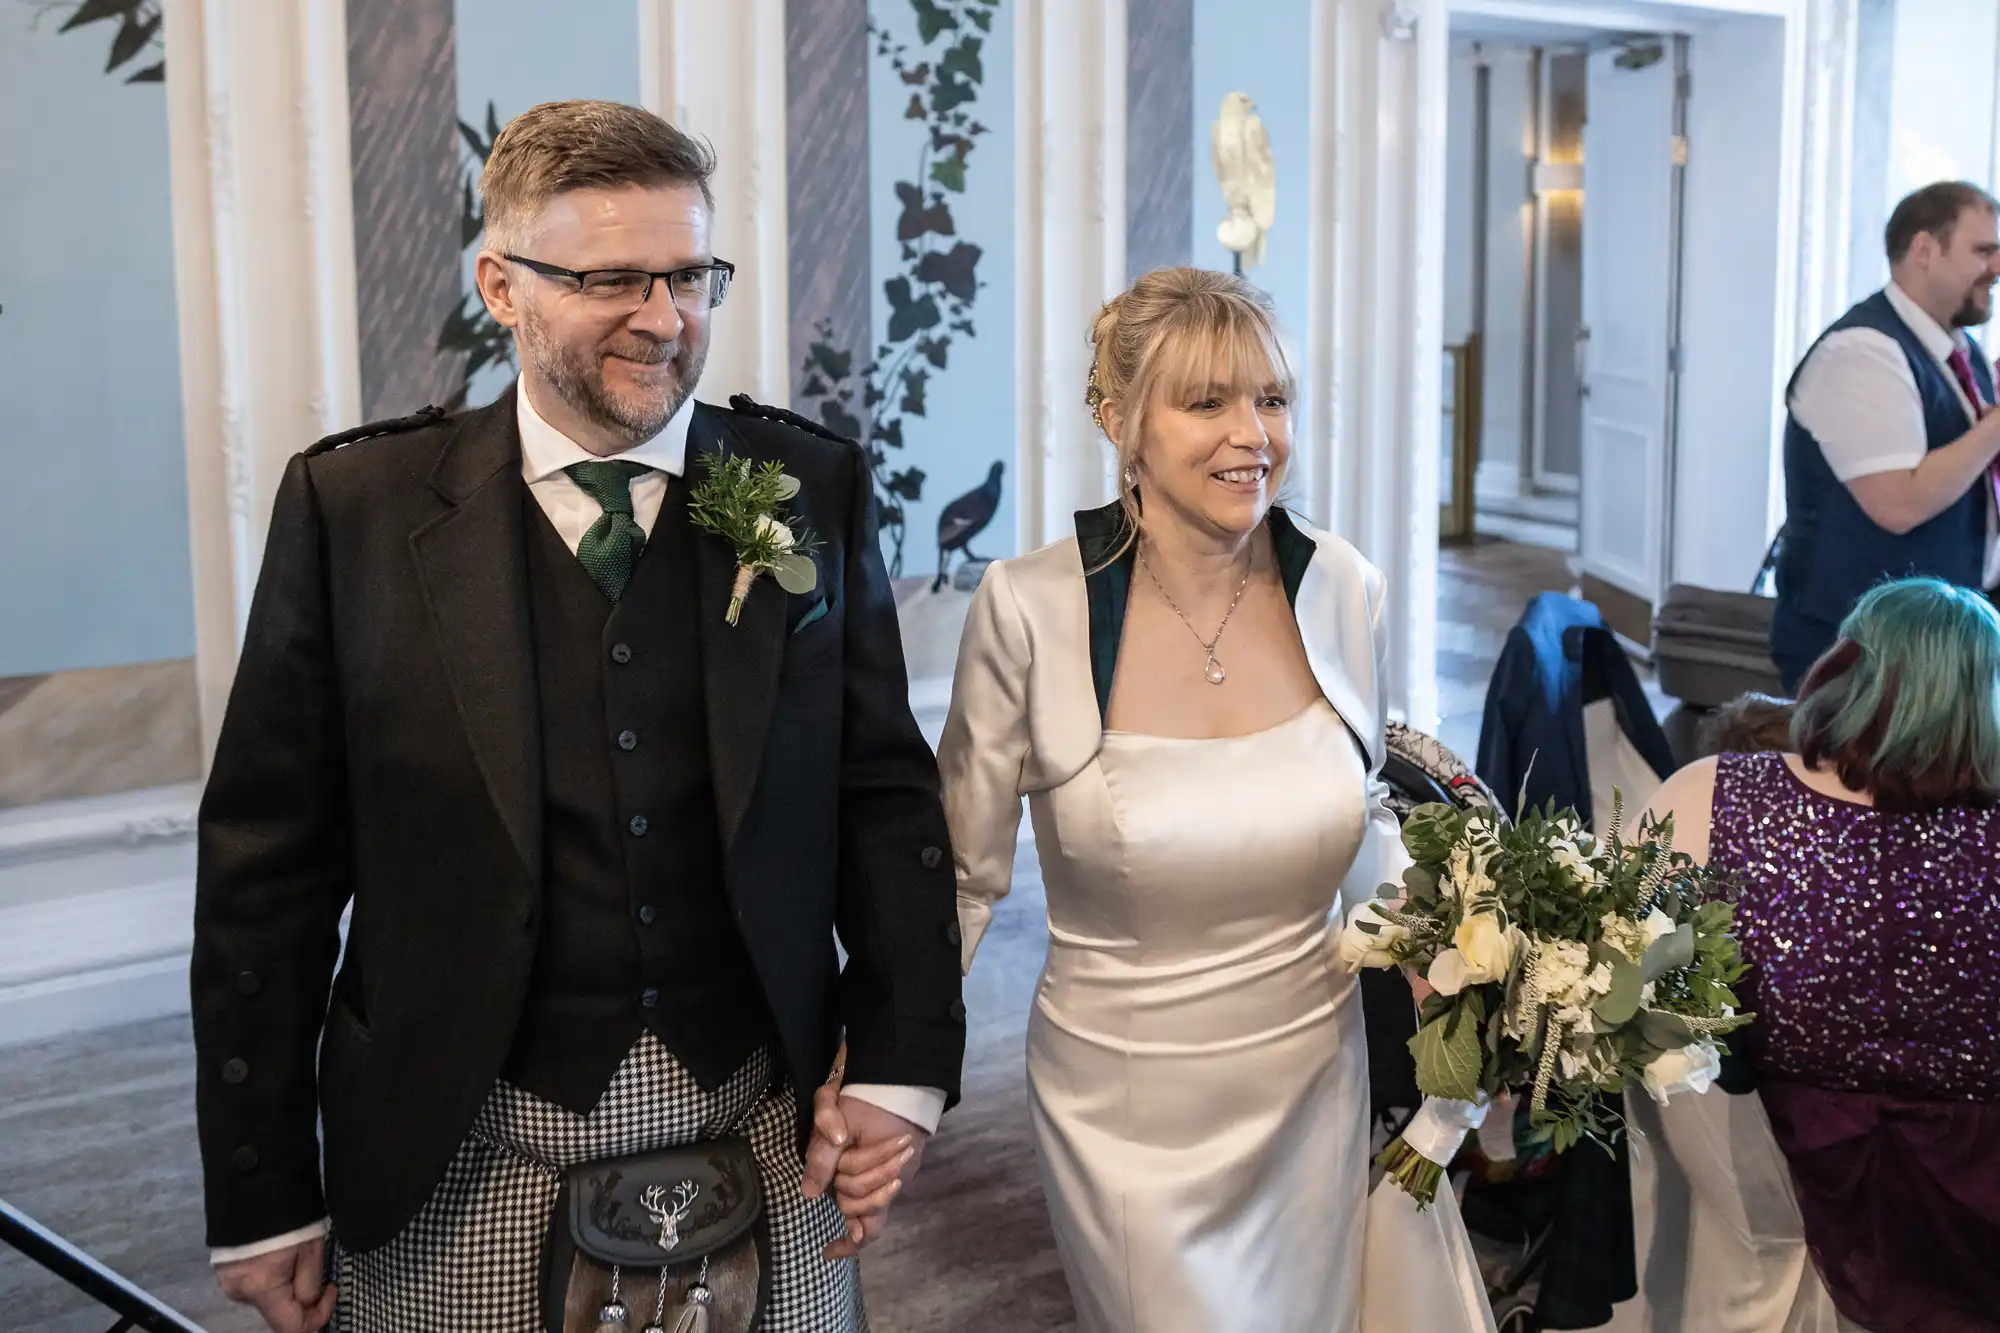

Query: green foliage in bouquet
1348,798,1753,1158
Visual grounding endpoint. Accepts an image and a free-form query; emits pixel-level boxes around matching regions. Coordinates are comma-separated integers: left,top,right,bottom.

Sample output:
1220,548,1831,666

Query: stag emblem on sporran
638,1180,700,1253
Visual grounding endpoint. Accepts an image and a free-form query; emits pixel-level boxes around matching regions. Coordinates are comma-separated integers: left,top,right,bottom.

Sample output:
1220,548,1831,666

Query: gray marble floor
0,539,1581,1332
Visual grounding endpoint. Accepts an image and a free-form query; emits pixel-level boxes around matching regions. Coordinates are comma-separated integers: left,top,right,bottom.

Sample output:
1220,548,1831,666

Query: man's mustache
603,339,676,365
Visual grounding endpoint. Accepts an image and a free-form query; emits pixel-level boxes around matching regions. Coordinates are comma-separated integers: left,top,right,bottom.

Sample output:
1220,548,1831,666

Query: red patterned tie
1948,344,2000,510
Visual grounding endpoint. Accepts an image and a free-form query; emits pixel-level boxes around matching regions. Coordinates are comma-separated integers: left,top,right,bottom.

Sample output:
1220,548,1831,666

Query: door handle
1575,326,1591,398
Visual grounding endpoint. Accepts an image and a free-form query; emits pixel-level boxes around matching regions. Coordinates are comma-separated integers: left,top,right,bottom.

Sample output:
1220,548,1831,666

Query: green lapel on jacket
1074,501,1317,724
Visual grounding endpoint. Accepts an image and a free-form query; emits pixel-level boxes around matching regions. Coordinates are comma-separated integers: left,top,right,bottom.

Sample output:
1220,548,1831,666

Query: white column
164,0,364,764
1773,0,1857,534
1298,0,1448,727
1015,0,1128,552
638,0,791,408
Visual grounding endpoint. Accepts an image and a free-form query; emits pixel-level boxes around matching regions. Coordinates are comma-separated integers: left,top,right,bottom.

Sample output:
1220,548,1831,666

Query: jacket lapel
1071,502,1380,769
411,386,543,882
690,407,788,849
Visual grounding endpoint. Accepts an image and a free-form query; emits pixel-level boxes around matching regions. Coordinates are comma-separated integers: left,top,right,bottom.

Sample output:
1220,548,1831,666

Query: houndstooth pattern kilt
332,1038,865,1333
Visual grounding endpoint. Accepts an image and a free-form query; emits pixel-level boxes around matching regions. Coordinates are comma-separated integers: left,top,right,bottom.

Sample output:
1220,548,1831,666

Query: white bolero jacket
935,503,1410,973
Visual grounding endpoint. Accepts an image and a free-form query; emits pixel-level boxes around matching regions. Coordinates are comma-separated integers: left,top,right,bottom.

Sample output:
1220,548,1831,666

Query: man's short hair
1885,181,1999,264
478,100,716,255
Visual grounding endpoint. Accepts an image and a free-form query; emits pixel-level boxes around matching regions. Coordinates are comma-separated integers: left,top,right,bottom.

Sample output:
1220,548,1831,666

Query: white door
1578,43,1682,613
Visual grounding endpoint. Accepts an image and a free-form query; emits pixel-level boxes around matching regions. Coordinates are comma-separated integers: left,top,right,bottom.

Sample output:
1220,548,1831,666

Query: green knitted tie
565,460,652,602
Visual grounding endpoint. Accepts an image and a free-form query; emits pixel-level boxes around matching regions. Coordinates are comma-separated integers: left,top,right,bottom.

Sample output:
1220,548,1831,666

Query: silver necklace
1138,545,1253,685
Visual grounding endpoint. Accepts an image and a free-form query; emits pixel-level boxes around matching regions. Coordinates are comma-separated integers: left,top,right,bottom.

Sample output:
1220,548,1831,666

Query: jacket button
641,988,660,1009
617,729,639,751
235,970,263,996
637,904,657,926
945,921,962,946
221,1058,250,1085
611,643,633,664
231,1145,259,1173
948,999,967,1023
628,815,650,837
920,846,943,870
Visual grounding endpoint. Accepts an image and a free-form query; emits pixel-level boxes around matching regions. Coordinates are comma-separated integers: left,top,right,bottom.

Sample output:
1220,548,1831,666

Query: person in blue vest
1772,180,2000,691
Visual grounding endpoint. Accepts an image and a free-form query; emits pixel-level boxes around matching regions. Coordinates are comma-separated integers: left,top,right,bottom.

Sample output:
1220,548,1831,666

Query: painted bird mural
1211,91,1275,272
933,461,1006,592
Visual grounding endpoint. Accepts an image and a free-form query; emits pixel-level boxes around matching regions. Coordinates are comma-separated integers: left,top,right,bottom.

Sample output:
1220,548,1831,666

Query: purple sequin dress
1709,752,2000,1333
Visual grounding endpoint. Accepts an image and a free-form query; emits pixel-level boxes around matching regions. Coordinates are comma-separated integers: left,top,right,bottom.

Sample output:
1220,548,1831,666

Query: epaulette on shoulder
304,404,449,457
725,394,858,447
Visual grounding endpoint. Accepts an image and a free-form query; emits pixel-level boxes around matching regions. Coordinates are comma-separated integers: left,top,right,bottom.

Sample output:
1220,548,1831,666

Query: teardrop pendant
1203,654,1227,685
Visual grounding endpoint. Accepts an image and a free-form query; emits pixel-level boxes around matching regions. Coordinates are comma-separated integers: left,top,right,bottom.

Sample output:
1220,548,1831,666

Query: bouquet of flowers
1340,799,1752,1205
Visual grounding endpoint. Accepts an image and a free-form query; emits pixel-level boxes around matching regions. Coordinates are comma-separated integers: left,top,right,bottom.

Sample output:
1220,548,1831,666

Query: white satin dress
940,528,1495,1333
1029,703,1494,1332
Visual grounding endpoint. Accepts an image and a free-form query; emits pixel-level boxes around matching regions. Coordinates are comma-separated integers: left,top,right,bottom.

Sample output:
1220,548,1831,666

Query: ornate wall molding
1014,0,1127,551
639,0,792,407
163,0,363,766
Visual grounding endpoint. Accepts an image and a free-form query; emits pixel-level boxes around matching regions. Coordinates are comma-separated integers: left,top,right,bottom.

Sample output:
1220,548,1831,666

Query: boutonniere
688,454,820,625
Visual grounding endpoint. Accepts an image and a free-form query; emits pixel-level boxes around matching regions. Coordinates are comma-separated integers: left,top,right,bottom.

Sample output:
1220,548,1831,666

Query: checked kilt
333,1039,865,1332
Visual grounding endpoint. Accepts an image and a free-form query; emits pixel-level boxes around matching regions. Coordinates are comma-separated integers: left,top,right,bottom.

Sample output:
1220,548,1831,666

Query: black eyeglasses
503,254,735,312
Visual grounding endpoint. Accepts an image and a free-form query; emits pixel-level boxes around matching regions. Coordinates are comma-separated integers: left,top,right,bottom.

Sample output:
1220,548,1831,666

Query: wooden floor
0,539,1581,1333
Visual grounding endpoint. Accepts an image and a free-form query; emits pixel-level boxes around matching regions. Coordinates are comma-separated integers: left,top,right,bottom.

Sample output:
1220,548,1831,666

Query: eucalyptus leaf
1410,1009,1484,1101
1593,960,1645,1027
1637,1009,1695,1048
1641,922,1696,983
773,552,818,595
775,473,802,501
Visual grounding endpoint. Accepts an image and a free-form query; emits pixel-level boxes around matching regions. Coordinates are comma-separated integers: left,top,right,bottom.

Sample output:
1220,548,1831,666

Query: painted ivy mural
796,0,1000,579
438,102,518,407
32,0,164,81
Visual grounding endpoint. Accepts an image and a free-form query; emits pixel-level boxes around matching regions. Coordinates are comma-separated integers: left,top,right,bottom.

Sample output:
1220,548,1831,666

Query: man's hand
800,1073,927,1260
216,1236,335,1333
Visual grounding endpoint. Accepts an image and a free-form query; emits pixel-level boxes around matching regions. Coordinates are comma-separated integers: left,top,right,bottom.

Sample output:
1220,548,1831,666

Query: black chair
0,1197,207,1332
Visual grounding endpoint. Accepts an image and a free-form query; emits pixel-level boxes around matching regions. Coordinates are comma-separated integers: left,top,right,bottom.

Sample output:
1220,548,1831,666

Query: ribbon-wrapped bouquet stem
1340,799,1752,1206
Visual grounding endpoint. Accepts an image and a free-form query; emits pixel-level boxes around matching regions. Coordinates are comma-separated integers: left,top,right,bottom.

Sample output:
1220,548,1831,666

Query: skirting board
0,877,195,1047
0,785,199,1048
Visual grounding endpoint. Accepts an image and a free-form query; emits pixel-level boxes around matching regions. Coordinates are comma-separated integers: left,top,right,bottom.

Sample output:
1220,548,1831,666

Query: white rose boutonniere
688,455,820,625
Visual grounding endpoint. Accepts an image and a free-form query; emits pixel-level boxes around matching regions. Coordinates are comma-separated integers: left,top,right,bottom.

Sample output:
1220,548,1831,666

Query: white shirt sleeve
1788,328,1931,482
211,1219,329,1266
839,1084,947,1135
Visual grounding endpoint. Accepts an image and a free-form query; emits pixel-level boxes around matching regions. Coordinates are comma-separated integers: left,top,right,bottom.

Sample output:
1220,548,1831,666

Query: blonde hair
479,100,716,256
1085,267,1297,562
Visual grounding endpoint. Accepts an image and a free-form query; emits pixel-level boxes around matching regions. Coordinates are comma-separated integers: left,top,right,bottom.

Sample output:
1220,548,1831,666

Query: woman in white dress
937,268,1495,1332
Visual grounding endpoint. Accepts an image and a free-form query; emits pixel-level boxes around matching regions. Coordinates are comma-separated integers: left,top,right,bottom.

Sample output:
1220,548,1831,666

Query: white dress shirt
1788,281,2000,585
212,385,941,1266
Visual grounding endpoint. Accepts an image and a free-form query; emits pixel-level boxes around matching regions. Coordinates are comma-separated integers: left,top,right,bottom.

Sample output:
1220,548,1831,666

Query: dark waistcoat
505,486,773,1112
1773,290,1993,681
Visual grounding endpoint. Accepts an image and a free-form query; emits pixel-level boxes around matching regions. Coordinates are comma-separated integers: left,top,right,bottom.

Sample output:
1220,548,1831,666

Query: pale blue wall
0,10,192,676
454,1,641,407
867,0,1016,583
1190,0,1313,366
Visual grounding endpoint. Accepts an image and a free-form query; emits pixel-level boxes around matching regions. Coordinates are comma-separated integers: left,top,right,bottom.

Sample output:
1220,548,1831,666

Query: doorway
1442,16,1693,650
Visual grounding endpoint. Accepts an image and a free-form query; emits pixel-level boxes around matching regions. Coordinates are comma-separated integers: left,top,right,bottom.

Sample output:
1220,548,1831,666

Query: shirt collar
1884,281,1964,364
516,377,695,483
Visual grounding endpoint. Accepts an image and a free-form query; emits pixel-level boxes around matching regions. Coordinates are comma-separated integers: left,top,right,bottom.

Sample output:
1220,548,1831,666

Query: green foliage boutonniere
688,456,820,625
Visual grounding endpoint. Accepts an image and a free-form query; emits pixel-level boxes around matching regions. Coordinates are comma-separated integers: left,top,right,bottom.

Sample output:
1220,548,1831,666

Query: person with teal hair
1635,576,2000,1333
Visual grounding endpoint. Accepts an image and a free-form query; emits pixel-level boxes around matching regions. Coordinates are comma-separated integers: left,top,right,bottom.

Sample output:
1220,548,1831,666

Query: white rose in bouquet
1641,1040,1723,1104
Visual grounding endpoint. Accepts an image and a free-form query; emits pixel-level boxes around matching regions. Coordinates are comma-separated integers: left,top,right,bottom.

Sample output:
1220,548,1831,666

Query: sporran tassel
670,1281,715,1333
596,1265,631,1333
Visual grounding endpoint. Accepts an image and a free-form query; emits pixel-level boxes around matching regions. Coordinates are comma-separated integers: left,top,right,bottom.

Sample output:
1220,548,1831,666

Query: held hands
216,1235,336,1333
800,1052,929,1260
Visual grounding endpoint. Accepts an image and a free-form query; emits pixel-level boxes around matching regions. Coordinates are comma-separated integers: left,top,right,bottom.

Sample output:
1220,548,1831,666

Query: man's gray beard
518,309,706,448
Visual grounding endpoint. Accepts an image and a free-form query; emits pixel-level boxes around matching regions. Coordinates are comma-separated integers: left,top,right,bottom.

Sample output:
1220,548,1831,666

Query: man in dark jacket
193,100,963,1332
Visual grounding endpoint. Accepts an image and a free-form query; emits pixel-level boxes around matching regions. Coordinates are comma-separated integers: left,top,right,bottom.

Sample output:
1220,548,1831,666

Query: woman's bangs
1146,306,1296,407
